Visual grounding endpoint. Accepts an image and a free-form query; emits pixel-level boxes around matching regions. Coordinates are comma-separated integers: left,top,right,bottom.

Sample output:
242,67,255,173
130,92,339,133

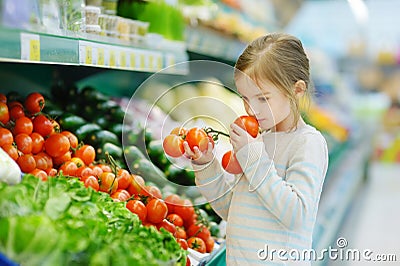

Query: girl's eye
259,97,268,102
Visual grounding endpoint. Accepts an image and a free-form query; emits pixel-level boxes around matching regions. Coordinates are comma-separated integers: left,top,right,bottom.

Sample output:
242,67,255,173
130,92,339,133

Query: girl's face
235,74,293,132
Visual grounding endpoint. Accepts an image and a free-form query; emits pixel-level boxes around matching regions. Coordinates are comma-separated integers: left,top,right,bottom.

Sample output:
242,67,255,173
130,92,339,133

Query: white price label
20,33,40,61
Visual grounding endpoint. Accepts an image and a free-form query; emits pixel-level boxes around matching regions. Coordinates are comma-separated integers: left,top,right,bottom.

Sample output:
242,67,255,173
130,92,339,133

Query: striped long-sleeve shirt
193,124,328,265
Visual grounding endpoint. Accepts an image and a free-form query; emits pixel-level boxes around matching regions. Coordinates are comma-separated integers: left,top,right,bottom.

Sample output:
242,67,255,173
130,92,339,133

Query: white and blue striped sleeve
235,134,328,229
192,159,234,221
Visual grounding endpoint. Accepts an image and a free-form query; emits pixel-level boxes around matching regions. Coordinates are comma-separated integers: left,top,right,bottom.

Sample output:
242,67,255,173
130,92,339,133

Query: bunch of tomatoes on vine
162,115,259,174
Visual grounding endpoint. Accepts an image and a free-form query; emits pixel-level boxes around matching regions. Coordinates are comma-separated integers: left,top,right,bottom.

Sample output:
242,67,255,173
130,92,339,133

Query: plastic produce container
84,5,101,25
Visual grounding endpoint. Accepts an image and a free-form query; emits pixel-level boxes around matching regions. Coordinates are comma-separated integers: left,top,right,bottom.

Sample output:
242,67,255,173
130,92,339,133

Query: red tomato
116,169,132,190
52,151,71,167
185,127,209,152
59,161,78,176
0,128,13,147
234,115,259,138
170,127,187,136
205,237,215,253
127,174,145,196
14,116,33,135
9,105,25,121
74,145,95,165
33,154,49,171
90,165,103,177
60,131,78,149
187,223,211,242
46,168,58,176
17,154,36,173
175,226,187,239
97,164,112,173
164,194,182,214
186,256,191,266
50,119,60,134
174,199,195,222
70,157,85,168
24,92,45,114
99,172,118,194
2,144,18,161
30,168,48,181
221,150,243,174
76,166,93,180
7,101,23,109
142,185,162,199
187,237,206,253
156,219,176,235
163,134,184,158
36,152,53,170
0,93,6,104
30,132,44,154
15,133,32,154
33,115,53,137
84,176,99,191
111,189,130,202
177,238,188,250
166,213,184,227
146,198,168,224
44,133,70,158
0,102,10,124
126,199,147,222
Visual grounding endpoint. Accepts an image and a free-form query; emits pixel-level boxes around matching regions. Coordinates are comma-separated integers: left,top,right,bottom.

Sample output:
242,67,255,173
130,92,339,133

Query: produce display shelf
0,26,189,75
185,25,247,63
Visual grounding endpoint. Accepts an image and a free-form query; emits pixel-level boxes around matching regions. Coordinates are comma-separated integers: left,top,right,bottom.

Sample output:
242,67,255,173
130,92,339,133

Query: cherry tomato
127,174,145,196
52,151,72,167
13,116,33,135
177,238,188,250
15,133,32,154
97,164,112,173
84,175,99,191
99,172,118,194
187,237,206,253
164,194,182,214
163,134,184,158
221,150,243,174
50,119,60,134
0,102,10,125
234,115,259,138
17,154,36,173
33,115,53,137
36,152,53,170
156,219,176,235
205,236,215,253
186,256,191,266
70,157,85,168
166,213,184,227
44,133,70,158
59,161,78,176
0,128,13,147
90,165,103,177
126,199,147,222
116,169,132,190
7,101,23,109
24,92,45,114
185,127,209,152
170,127,187,136
60,131,78,149
0,93,6,104
30,132,44,154
46,168,58,176
187,223,211,242
30,168,48,181
146,198,168,224
175,226,187,239
142,185,162,199
9,105,25,121
111,189,130,202
76,166,93,180
33,154,49,171
174,199,195,222
74,144,95,165
2,144,18,161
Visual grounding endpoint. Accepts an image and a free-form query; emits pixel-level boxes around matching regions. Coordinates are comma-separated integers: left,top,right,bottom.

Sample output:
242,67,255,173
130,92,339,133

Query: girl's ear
294,80,306,98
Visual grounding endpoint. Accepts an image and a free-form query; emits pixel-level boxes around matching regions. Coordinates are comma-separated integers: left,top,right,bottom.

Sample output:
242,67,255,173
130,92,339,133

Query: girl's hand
183,141,214,165
229,123,261,152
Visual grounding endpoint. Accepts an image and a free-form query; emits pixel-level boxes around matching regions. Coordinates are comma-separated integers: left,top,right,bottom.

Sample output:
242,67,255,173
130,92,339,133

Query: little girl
184,33,329,265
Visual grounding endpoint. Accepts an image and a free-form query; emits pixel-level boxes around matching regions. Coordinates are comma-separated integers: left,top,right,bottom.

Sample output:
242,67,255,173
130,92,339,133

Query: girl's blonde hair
234,33,312,130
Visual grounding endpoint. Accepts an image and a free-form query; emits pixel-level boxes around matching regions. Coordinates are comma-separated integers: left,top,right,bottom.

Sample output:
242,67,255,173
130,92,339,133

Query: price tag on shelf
130,52,136,70
109,50,116,67
85,46,93,65
120,51,127,68
148,54,154,70
139,53,146,70
157,56,163,70
98,47,105,66
20,33,40,61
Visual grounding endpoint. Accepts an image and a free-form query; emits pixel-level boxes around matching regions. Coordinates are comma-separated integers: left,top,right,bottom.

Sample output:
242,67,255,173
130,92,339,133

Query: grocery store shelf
185,25,247,63
0,26,189,75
